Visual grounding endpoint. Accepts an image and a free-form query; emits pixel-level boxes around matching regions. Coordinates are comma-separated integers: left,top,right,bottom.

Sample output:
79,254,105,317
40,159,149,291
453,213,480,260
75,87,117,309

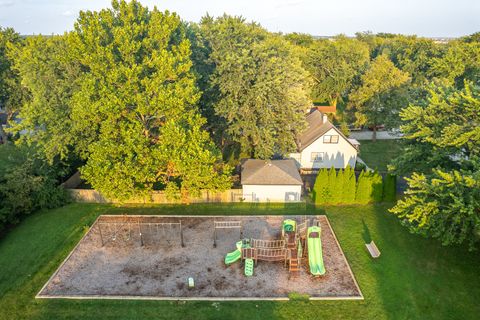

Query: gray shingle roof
241,159,303,185
298,110,356,151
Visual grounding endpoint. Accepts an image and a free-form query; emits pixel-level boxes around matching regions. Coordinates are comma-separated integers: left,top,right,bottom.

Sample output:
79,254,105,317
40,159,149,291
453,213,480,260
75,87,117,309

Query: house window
311,152,324,162
323,135,339,144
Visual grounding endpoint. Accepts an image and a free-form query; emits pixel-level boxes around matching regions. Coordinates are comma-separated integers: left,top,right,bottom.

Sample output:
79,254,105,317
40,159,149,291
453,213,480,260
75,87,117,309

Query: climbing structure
223,217,326,276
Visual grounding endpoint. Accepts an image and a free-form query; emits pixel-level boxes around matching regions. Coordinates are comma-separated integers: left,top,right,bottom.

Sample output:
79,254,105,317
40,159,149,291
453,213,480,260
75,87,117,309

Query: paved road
349,130,402,140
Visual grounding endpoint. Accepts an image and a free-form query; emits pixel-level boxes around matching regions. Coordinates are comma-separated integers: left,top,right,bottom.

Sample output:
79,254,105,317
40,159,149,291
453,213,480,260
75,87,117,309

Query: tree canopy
304,36,369,107
348,54,410,140
192,15,312,159
0,27,25,143
390,82,480,175
389,83,480,249
9,35,80,162
9,0,232,201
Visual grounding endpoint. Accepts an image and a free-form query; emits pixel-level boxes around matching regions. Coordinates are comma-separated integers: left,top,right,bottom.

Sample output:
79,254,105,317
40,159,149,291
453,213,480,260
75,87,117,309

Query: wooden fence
68,188,244,204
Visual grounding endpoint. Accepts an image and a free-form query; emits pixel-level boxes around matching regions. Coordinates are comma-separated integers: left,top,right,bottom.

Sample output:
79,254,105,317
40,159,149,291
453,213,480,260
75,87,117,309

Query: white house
290,110,359,170
241,159,303,202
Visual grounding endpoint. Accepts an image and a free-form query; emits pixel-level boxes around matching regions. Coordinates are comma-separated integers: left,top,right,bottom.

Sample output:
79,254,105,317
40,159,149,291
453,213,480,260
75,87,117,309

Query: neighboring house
290,110,359,170
241,159,303,202
314,105,336,114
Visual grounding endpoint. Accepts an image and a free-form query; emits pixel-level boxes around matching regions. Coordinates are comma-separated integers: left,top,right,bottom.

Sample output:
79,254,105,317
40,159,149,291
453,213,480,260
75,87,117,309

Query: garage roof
241,159,303,185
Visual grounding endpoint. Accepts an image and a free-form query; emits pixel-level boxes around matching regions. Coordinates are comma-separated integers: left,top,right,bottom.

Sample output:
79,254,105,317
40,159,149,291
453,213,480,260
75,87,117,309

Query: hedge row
0,151,70,233
312,166,396,205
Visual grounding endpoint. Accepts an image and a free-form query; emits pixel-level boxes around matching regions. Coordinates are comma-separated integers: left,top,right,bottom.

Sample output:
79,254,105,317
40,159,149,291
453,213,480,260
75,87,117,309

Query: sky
0,0,478,37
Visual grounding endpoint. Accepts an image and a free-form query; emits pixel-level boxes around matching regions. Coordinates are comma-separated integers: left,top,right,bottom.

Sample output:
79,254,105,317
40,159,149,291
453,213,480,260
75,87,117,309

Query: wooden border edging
35,215,103,299
323,216,364,300
36,214,364,301
35,294,363,301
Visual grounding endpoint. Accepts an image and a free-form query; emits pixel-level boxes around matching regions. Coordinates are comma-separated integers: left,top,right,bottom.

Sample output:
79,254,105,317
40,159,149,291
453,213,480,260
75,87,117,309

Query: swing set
97,216,184,247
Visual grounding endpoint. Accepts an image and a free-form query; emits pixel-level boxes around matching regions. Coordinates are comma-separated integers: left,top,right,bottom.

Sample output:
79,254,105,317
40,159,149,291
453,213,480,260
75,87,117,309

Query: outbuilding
241,159,303,202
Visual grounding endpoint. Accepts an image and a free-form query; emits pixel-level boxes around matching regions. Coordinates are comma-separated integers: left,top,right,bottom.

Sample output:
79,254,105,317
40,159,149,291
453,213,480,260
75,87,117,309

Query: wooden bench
366,241,381,258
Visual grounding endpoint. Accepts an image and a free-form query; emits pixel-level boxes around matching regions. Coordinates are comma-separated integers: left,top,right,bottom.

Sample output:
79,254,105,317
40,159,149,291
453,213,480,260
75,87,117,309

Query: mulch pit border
36,214,364,301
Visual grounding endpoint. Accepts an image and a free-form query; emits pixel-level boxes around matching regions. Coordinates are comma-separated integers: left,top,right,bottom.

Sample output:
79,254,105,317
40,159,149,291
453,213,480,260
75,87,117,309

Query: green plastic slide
225,250,241,265
244,258,254,276
307,226,326,276
225,240,243,265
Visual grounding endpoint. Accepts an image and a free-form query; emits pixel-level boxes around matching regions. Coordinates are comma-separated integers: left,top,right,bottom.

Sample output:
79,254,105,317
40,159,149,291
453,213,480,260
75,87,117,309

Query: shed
241,159,303,202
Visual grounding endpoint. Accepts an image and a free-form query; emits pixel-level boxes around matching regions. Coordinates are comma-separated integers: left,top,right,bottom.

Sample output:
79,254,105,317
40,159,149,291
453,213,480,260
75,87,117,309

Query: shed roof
241,159,303,185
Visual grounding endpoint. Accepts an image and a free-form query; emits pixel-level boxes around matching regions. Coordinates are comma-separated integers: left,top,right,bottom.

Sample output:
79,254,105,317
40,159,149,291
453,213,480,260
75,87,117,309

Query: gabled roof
241,159,303,185
348,138,360,146
298,110,357,151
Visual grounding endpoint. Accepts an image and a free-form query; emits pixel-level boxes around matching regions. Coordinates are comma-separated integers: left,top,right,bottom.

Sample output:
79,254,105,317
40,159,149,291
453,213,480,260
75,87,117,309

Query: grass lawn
1,202,479,319
358,140,404,172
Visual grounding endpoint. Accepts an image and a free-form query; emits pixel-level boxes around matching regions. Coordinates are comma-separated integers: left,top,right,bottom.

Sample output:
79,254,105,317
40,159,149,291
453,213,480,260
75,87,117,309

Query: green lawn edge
0,202,479,320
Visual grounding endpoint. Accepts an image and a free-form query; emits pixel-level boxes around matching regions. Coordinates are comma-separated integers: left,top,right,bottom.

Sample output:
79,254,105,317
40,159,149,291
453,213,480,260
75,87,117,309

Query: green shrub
355,170,384,204
313,168,329,204
343,165,356,203
372,171,384,202
333,168,344,204
355,161,366,171
325,166,336,203
383,173,397,201
355,171,372,204
0,158,70,231
313,167,384,206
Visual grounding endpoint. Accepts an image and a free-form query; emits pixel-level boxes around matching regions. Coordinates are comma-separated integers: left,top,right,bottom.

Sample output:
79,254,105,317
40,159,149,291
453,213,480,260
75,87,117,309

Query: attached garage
241,159,303,202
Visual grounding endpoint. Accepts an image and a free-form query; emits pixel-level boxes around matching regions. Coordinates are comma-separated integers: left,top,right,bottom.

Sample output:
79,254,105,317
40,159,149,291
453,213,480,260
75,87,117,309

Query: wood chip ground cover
38,215,362,300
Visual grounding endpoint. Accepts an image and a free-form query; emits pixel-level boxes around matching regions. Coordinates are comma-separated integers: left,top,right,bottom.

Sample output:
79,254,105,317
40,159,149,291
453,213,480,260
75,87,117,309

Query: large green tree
194,15,312,159
431,41,480,87
390,83,480,249
349,54,410,141
376,35,441,85
72,1,231,200
390,166,480,250
0,27,25,143
11,1,231,201
390,82,480,175
305,36,370,107
9,35,80,162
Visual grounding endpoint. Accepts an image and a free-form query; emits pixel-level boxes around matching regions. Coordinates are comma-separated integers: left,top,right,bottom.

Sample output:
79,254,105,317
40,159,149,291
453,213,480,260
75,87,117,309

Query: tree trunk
0,124,7,144
372,125,377,142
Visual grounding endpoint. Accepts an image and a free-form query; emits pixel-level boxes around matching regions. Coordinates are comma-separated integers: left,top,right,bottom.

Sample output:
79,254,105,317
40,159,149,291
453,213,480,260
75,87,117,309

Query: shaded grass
359,140,404,172
0,202,479,319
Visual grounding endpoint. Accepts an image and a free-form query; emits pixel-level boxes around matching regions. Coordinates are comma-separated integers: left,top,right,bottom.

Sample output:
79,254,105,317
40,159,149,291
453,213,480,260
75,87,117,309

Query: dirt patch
38,215,362,299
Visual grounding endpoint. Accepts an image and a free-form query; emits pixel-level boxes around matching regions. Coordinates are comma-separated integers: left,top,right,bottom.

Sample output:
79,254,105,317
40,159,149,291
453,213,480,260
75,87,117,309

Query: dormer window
323,135,339,144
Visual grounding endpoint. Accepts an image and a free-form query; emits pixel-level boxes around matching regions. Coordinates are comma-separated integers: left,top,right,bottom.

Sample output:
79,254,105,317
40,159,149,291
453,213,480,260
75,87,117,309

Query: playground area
38,215,362,300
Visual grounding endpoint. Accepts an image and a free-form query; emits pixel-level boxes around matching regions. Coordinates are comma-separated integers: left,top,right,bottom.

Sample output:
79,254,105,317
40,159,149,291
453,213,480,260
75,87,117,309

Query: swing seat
366,241,381,258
